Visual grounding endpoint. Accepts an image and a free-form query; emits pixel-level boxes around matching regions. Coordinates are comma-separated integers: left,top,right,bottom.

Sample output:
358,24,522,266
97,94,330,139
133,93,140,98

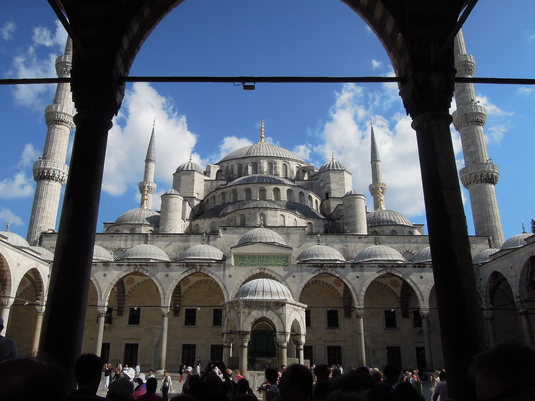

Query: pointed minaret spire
27,37,75,245
368,118,387,211
138,120,157,209
259,120,266,144
452,30,504,246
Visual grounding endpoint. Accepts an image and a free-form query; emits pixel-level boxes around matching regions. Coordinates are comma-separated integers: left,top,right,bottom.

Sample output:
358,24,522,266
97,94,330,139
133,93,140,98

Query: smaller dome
29,246,54,262
354,245,405,263
234,278,293,301
121,244,170,262
319,159,348,172
178,244,225,262
501,232,531,250
473,248,499,264
412,247,432,264
367,210,413,227
93,245,113,262
343,189,363,197
0,231,30,248
176,161,204,173
162,189,182,196
297,245,345,263
115,208,160,225
238,227,287,247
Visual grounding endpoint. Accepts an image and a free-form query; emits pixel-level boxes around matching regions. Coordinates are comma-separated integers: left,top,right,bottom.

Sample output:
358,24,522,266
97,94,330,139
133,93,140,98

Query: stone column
222,333,233,365
400,67,486,401
295,338,304,365
355,309,366,367
160,309,170,370
276,334,289,368
519,309,534,346
95,307,107,356
38,65,124,392
420,309,434,371
238,332,250,379
31,305,45,355
0,303,12,332
482,309,496,347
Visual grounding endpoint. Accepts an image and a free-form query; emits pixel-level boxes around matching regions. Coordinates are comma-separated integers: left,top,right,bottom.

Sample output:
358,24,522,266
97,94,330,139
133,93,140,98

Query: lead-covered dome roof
297,244,345,263
114,208,160,225
412,247,432,264
354,245,405,263
121,244,170,262
501,232,531,250
178,244,225,262
29,246,54,262
234,278,293,301
319,160,348,172
228,174,294,186
175,160,204,173
367,210,413,227
219,143,305,163
0,231,30,247
238,227,288,247
93,245,113,262
473,248,499,264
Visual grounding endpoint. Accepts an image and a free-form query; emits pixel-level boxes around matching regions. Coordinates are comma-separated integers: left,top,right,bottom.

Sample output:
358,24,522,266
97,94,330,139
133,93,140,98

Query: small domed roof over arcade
234,278,293,301
501,230,531,250
367,209,413,228
412,247,432,264
29,246,54,262
238,226,288,247
297,236,345,263
473,248,499,264
354,245,405,263
121,244,170,262
93,245,113,262
178,238,225,262
0,230,30,248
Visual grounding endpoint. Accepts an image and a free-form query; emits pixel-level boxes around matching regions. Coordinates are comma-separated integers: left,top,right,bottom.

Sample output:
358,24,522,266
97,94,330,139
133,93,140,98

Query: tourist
161,369,173,401
138,377,163,401
66,353,107,401
277,364,313,401
0,316,18,362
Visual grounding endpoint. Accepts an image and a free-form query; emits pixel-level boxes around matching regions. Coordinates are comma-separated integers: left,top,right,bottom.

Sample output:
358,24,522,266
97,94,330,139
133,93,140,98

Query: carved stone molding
45,104,75,130
33,159,69,185
460,162,500,187
452,104,487,130
454,54,476,77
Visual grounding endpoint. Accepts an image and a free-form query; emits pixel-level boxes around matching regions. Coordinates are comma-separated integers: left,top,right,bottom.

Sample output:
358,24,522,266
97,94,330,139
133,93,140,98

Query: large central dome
218,142,305,163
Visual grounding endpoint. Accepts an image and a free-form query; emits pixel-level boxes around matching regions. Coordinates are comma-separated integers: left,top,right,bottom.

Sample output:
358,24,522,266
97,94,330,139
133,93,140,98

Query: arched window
299,191,305,204
216,170,222,180
240,214,246,226
221,192,226,203
252,162,258,174
268,162,274,175
315,200,319,210
307,222,313,233
308,195,313,208
282,163,288,178
295,166,300,179
273,187,281,201
245,188,252,200
211,195,216,206
287,189,294,202
279,214,285,226
237,163,243,177
259,213,266,226
224,165,230,179
259,188,267,201
232,189,238,202
294,218,298,226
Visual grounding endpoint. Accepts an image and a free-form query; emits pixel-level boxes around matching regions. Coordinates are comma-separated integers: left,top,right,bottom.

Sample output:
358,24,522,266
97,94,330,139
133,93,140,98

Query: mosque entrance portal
248,321,277,369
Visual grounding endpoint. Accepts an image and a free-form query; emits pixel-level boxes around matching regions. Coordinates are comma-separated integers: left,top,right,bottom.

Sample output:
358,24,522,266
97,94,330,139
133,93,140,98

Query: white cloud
1,21,16,40
103,82,198,196
370,60,383,70
518,87,534,95
486,124,507,144
477,95,514,117
205,136,253,165
0,172,34,199
0,208,24,228
9,20,67,111
18,143,41,168
293,144,312,161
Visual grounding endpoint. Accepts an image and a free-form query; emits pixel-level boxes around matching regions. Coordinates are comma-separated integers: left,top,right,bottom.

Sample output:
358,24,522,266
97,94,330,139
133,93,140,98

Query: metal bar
1,76,535,86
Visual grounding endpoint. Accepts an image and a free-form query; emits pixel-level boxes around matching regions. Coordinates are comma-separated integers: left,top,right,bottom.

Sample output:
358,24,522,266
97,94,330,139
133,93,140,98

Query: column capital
355,308,365,318
419,308,430,318
238,332,250,347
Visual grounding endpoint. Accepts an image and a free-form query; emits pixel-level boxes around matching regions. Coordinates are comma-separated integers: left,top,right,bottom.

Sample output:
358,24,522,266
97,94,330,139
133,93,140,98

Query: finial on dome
259,120,265,144
202,233,206,244
5,221,10,232
317,233,321,245
189,153,193,163
331,153,335,162
522,221,526,233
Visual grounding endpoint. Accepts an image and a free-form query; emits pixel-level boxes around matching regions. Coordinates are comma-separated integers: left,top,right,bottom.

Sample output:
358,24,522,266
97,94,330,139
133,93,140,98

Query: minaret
368,118,387,211
138,119,157,209
27,38,75,245
452,30,504,247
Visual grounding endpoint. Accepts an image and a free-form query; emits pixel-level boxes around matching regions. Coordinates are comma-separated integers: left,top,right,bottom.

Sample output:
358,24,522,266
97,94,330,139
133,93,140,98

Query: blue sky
0,0,534,242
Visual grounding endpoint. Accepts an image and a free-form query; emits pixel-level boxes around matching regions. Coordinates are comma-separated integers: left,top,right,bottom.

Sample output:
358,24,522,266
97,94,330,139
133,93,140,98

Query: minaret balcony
452,103,486,130
459,162,500,188
33,159,69,184
454,54,476,77
55,54,72,78
45,104,76,128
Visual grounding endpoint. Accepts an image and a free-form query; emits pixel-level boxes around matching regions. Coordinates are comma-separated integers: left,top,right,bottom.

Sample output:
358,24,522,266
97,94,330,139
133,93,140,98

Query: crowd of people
0,339,534,401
